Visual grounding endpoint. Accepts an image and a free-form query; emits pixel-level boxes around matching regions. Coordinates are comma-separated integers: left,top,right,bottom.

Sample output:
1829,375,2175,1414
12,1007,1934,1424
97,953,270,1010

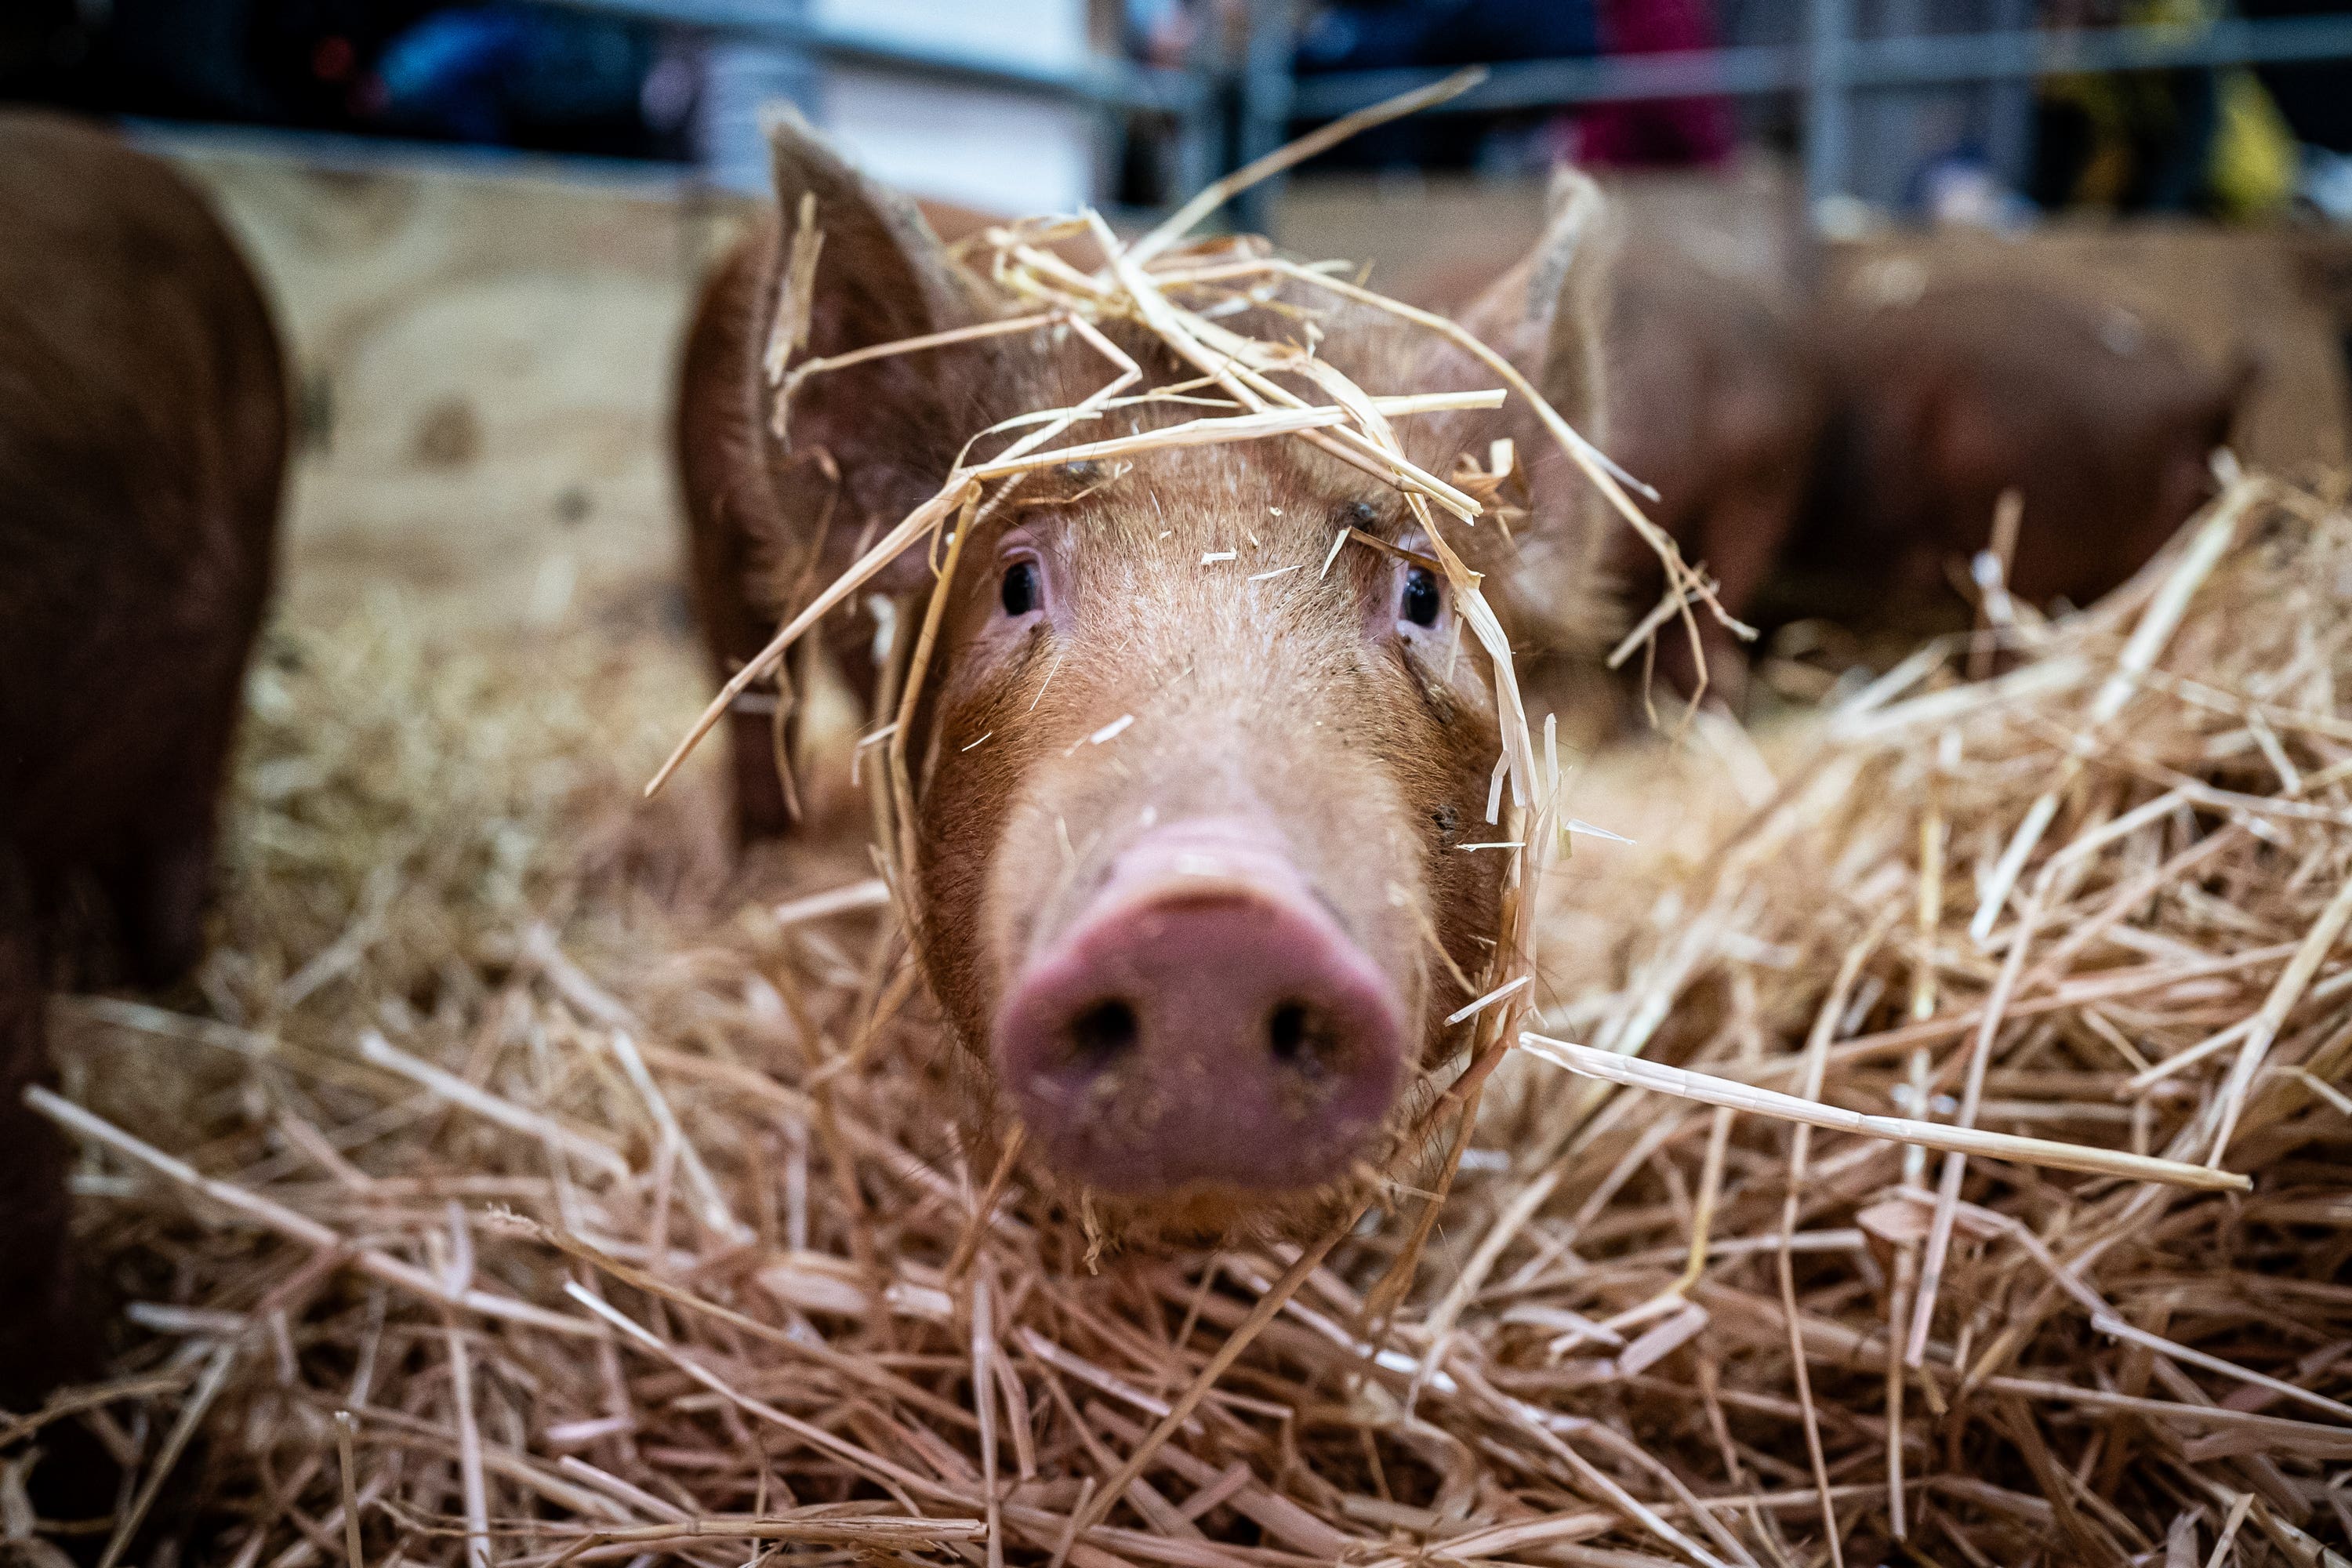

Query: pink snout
993,822,1406,1196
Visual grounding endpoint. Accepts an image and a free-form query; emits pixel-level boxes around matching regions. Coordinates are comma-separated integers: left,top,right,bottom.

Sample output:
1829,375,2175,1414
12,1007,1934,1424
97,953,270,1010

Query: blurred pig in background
1602,247,1824,713
0,111,285,1429
1780,274,2256,638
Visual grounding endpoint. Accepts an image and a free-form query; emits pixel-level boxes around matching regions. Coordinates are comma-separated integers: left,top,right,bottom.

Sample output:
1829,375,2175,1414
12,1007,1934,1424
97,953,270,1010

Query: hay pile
1498,471,2352,1565
9,461,2350,1566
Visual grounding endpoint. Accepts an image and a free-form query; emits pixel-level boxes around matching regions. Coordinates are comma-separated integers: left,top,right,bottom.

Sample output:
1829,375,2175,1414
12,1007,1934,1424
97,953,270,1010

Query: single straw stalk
1124,67,1491,267
1778,916,1894,1568
1513,1034,2249,1193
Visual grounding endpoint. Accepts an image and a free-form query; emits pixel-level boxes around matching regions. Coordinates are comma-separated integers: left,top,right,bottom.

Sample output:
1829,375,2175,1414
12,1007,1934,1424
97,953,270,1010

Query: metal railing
1288,9,2352,114
542,0,2352,216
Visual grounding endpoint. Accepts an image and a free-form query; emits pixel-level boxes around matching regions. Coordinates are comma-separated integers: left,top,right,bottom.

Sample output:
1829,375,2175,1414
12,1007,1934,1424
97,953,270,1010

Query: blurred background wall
9,0,2352,625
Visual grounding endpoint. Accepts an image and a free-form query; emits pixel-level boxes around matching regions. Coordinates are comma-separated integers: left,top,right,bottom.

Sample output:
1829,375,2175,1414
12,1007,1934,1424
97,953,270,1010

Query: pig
0,111,286,1420
1791,275,2252,629
1599,252,1824,713
677,120,1618,1236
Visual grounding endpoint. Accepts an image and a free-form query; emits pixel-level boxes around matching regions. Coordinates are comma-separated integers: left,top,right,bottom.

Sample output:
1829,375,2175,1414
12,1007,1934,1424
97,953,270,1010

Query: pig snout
993,818,1406,1196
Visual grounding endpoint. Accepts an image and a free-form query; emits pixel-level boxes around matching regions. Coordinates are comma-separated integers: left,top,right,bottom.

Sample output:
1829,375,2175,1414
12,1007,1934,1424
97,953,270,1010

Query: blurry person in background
1116,0,1742,197
2034,0,2299,217
0,0,692,161
2235,0,2352,218
1576,0,1737,171
5,0,433,132
1214,0,1736,175
363,3,693,157
1,2,101,103
1290,0,1603,170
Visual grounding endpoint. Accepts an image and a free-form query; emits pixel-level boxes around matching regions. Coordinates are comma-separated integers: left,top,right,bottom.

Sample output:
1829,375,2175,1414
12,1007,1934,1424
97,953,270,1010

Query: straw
26,470,2352,1566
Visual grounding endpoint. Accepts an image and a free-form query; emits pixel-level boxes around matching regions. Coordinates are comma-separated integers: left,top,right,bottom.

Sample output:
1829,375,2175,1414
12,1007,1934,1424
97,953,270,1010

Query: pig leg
111,815,219,989
100,693,241,986
1650,607,1746,714
685,492,902,838
1656,477,1802,715
1625,513,1751,715
0,856,97,1416
723,702,794,846
684,485,798,843
0,927,122,1524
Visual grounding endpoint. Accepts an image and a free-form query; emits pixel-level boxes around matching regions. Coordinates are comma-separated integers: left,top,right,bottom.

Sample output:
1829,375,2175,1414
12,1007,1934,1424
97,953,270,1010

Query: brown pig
0,112,286,1415
1600,252,1824,712
1792,276,2252,627
677,118,1619,1235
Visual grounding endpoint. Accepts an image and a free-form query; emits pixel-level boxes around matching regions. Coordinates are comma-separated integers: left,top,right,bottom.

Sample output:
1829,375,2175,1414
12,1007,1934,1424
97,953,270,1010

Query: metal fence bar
1289,11,2352,117
1805,0,1857,207
1234,0,1300,231
1857,10,2352,83
523,0,2352,224
1293,46,1800,116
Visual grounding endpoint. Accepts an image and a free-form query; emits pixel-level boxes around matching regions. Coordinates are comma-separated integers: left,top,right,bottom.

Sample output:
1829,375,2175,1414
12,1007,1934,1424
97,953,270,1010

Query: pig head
679,118,1619,1236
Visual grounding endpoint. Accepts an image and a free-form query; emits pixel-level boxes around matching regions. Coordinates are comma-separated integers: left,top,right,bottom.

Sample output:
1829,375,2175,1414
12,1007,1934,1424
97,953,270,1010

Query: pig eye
1400,565,1443,629
1000,559,1042,618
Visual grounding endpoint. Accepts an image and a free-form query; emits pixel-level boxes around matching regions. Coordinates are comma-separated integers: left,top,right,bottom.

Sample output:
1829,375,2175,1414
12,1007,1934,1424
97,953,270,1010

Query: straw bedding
9,78,2352,1559
9,460,2350,1567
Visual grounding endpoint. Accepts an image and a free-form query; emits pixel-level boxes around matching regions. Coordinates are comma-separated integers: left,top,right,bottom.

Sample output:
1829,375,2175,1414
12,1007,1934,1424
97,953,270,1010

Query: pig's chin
988,816,1414,1212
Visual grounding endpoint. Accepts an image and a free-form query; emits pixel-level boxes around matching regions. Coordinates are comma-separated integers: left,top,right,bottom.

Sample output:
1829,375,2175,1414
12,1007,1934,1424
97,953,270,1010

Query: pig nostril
1267,1000,1342,1076
1065,999,1140,1068
1268,1001,1308,1060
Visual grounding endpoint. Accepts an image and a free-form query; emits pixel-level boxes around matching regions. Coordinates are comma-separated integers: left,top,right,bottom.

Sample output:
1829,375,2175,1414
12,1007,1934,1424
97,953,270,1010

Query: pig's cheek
912,661,1044,1051
963,601,1058,689
1394,637,1489,735
977,794,1065,1009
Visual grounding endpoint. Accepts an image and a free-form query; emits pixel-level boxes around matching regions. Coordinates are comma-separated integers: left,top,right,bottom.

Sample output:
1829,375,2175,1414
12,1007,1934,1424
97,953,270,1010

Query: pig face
747,124,1617,1236
917,444,1494,1218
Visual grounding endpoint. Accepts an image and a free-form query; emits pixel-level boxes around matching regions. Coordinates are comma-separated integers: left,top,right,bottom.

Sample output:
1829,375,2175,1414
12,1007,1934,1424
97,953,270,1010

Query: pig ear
1528,165,1613,443
764,106,990,368
1448,166,1615,446
1406,169,1618,659
757,111,1000,599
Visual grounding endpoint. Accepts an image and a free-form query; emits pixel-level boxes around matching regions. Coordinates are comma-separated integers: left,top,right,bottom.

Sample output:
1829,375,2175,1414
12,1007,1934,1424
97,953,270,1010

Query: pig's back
676,216,807,641
675,220,779,556
0,111,285,860
1607,260,1815,500
1849,285,2184,502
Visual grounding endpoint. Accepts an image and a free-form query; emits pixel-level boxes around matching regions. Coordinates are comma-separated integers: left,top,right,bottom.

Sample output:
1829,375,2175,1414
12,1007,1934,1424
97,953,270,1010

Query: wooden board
157,132,750,632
